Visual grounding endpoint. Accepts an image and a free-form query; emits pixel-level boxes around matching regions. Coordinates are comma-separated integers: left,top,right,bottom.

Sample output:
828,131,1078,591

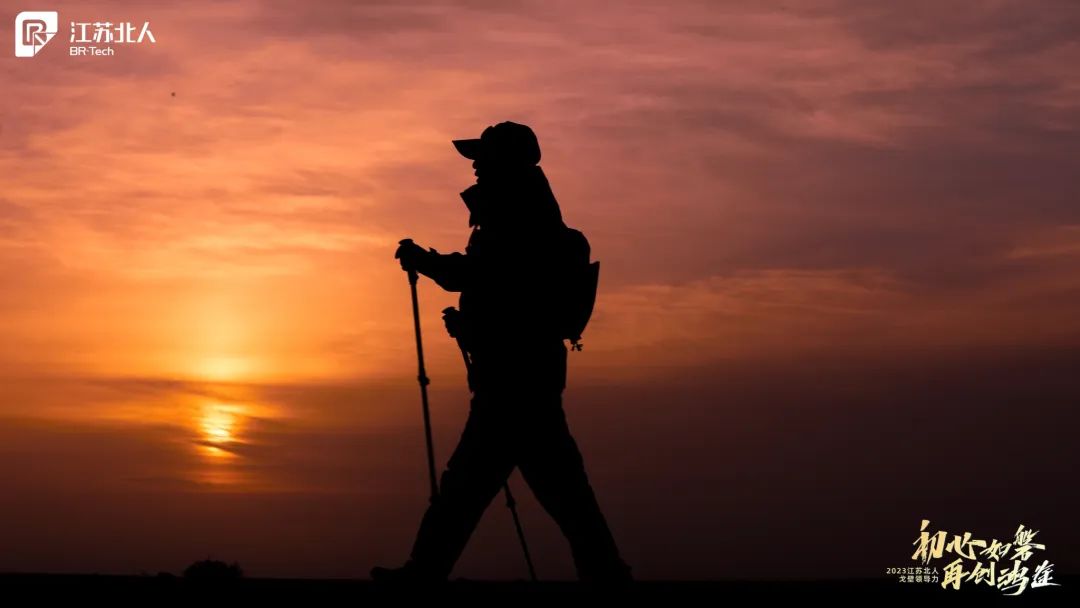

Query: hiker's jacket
414,169,589,394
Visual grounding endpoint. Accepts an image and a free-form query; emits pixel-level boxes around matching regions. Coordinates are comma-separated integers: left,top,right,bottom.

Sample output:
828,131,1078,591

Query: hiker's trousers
408,390,629,580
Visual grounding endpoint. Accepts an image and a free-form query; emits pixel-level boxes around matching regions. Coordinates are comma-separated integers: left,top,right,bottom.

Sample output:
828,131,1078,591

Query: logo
888,519,1062,596
15,11,58,57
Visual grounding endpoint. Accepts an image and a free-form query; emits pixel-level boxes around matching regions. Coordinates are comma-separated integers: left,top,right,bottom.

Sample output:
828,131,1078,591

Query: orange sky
1,0,1078,579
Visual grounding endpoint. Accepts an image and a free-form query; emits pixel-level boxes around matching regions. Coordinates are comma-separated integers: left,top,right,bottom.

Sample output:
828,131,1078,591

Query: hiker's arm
396,240,470,292
417,250,470,292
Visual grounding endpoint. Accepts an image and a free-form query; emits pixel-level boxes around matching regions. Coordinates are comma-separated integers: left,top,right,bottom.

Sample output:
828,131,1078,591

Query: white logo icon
15,11,58,57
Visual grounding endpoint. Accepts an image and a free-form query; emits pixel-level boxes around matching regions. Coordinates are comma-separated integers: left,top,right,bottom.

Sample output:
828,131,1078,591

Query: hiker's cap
453,121,541,166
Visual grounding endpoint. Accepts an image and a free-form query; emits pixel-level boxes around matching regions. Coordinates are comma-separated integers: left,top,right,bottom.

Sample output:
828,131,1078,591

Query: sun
200,403,238,446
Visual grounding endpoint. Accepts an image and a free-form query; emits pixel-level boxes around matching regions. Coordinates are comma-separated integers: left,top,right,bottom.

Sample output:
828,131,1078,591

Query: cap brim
452,138,484,160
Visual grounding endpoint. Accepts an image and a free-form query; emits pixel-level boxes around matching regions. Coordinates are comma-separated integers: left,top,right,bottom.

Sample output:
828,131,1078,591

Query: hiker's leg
517,398,631,582
408,399,513,578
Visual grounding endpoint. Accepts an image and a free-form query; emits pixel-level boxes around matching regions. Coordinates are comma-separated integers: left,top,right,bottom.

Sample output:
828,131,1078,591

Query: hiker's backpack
558,227,600,350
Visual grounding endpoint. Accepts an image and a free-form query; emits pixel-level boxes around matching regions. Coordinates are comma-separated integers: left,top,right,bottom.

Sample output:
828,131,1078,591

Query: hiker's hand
442,307,463,339
395,239,428,272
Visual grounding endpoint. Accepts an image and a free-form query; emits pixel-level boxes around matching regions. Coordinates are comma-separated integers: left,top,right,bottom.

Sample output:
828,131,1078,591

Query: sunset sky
2,0,1078,579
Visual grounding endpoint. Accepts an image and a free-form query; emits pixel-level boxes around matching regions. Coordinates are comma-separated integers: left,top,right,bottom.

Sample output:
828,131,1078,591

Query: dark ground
1,574,1076,602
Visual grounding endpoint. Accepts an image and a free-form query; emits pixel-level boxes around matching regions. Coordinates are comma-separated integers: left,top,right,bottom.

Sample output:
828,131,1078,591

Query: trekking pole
501,482,538,582
399,239,439,503
444,308,538,582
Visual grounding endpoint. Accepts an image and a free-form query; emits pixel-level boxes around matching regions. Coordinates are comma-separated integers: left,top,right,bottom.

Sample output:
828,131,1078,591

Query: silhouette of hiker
373,122,631,583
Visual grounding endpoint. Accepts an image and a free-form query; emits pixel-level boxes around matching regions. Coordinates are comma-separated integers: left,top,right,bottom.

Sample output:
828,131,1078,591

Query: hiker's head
453,121,540,184
453,121,563,231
